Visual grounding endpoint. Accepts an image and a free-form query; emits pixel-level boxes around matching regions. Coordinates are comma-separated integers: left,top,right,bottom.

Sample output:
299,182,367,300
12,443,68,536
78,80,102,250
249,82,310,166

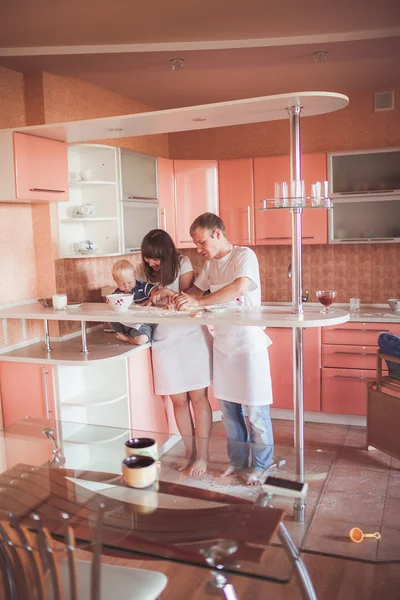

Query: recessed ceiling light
313,51,328,63
192,117,206,122
106,127,123,132
170,58,184,70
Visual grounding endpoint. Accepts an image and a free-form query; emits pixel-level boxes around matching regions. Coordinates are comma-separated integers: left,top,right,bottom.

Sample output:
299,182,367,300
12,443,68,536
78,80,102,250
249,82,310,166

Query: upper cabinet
157,158,177,243
58,144,121,258
120,149,158,199
218,159,255,246
0,132,69,203
174,160,218,248
254,153,328,245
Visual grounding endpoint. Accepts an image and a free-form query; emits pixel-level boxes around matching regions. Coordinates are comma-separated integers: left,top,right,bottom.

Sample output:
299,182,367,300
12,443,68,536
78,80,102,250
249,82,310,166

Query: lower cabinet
0,362,55,427
321,322,400,416
268,327,321,412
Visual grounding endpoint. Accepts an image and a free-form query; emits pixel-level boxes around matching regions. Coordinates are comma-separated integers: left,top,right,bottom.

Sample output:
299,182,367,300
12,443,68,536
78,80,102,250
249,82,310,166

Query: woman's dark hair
141,229,181,287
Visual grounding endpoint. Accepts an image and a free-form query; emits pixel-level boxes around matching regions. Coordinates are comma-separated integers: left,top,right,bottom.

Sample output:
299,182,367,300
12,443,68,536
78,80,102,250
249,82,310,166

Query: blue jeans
219,400,274,471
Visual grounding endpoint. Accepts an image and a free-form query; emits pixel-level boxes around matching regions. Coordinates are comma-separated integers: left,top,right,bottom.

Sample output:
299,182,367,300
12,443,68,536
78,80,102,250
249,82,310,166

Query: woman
136,229,213,477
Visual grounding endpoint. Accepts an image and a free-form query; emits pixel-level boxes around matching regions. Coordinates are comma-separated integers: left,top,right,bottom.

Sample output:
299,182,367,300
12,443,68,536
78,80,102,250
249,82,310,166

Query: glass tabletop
0,417,335,585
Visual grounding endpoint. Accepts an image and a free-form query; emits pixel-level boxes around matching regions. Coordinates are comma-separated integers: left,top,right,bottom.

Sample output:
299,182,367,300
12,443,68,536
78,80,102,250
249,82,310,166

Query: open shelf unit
58,144,122,257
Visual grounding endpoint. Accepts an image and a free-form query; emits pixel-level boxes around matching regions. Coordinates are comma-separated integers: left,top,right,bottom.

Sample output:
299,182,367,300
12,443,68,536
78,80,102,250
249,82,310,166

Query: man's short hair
190,213,226,236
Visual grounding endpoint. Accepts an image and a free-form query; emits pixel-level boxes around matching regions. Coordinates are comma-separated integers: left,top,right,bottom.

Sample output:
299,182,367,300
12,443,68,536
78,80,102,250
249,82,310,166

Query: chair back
0,504,105,600
378,332,400,381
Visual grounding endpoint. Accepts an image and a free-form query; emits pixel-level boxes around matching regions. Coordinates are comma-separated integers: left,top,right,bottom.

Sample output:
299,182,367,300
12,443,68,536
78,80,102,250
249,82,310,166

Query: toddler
111,259,156,345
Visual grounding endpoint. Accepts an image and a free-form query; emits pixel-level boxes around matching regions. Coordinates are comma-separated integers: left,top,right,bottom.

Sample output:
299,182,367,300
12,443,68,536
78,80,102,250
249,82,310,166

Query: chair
0,504,168,600
367,332,400,460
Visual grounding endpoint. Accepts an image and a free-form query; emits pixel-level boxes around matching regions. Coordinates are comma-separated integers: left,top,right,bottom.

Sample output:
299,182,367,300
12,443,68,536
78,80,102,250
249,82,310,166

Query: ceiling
1,0,400,109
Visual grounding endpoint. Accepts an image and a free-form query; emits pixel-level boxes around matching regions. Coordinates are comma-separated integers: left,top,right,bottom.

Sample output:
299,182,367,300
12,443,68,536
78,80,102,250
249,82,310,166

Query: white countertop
263,302,400,323
0,302,351,329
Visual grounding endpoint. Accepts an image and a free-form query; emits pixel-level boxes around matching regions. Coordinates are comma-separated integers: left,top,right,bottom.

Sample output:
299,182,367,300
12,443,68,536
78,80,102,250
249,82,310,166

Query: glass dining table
0,417,335,599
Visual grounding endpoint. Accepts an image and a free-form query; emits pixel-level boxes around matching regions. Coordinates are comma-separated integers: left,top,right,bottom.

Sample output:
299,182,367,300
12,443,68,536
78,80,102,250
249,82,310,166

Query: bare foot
219,464,237,478
175,455,192,472
189,458,207,477
116,332,130,343
245,469,261,486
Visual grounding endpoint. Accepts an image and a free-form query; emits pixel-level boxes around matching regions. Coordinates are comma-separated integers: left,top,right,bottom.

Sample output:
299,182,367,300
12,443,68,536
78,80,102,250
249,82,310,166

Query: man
175,213,274,485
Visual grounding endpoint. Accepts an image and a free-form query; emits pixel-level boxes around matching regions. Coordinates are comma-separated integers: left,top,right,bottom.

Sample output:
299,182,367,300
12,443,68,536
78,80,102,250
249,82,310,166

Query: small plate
67,303,82,309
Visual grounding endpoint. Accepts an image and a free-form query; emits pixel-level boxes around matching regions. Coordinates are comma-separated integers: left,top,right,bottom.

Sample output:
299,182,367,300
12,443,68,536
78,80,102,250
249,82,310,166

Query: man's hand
175,292,200,311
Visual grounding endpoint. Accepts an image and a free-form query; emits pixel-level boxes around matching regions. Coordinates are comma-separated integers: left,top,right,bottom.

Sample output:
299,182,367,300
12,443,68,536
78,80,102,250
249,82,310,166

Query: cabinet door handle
333,351,376,356
180,240,193,243
162,208,167,231
29,188,66,193
42,367,50,418
258,236,291,240
333,375,373,381
334,328,390,333
247,206,251,243
302,236,316,240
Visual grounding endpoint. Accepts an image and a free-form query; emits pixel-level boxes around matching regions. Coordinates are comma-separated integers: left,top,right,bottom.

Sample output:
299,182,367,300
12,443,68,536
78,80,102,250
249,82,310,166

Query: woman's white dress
136,256,213,395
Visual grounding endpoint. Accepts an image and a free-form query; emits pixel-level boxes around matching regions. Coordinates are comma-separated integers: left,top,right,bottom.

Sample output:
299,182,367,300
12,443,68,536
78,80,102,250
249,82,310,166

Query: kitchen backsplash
54,242,400,310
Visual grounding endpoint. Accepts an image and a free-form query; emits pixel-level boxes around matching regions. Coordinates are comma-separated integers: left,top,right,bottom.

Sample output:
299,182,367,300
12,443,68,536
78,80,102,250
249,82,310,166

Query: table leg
81,321,89,354
44,319,52,352
208,572,239,600
278,522,318,600
293,327,306,523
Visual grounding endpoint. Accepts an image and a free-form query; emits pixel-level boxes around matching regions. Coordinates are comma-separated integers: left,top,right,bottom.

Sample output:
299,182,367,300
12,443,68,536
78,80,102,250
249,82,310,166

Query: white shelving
58,144,122,258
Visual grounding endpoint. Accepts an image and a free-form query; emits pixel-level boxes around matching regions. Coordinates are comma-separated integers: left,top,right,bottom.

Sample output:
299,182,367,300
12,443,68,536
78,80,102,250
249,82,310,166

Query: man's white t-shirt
194,245,272,355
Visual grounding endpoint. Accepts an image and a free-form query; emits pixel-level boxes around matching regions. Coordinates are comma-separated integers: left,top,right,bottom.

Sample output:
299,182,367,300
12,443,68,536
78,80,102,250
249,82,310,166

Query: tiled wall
56,242,400,310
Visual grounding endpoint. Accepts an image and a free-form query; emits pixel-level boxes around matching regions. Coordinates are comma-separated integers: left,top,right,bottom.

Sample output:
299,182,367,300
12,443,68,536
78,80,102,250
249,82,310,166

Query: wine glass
316,290,337,313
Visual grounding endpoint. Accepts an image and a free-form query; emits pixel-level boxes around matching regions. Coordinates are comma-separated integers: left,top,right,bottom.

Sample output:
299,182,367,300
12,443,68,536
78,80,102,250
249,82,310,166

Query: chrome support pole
288,105,306,522
81,321,89,354
44,319,52,352
278,523,318,600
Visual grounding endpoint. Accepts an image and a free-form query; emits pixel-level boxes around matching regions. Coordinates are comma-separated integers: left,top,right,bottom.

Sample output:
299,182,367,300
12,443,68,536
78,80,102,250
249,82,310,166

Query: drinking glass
316,290,337,313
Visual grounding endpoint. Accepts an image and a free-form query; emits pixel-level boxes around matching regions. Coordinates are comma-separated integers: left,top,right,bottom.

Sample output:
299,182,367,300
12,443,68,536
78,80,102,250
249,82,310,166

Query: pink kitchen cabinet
0,132,69,203
267,327,321,411
218,158,255,245
321,368,375,416
254,153,328,245
322,322,400,346
0,362,56,427
128,349,169,433
158,157,177,244
174,160,218,248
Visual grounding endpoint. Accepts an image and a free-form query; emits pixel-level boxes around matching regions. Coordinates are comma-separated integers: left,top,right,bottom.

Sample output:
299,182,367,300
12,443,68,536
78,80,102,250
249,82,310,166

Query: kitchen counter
0,302,350,328
262,303,400,323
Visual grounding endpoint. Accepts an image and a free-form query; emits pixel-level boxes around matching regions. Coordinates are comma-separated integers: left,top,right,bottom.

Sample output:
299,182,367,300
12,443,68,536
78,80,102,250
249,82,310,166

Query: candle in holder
52,294,67,310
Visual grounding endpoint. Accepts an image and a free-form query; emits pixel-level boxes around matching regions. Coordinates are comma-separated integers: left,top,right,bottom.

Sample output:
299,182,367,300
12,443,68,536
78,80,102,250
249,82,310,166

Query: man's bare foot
189,458,207,477
219,464,237,478
245,469,261,486
116,332,148,345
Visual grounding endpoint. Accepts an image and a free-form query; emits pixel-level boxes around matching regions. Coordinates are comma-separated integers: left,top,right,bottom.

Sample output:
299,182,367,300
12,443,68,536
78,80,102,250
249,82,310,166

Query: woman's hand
174,292,200,311
148,287,177,306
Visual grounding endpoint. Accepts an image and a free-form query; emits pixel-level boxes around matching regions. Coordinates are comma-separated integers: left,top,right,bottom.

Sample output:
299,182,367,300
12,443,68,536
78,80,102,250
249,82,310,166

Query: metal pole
287,105,305,522
278,523,318,600
44,319,52,352
81,321,89,354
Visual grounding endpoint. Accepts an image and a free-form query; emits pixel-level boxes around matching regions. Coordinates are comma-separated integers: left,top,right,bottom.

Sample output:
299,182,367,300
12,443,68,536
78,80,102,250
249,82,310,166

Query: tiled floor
160,419,400,565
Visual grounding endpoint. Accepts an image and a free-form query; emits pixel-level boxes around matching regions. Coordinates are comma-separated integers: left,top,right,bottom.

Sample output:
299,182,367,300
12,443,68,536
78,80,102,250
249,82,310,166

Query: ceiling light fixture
170,58,184,70
313,51,328,63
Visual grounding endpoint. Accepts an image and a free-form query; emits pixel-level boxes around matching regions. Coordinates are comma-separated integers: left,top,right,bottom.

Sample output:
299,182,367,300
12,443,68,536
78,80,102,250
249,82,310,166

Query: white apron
211,283,273,406
152,323,213,396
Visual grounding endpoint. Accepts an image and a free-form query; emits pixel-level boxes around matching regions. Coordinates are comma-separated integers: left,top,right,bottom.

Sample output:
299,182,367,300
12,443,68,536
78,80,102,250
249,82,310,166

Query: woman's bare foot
115,332,148,345
219,464,237,478
189,458,207,477
245,469,261,486
175,455,192,472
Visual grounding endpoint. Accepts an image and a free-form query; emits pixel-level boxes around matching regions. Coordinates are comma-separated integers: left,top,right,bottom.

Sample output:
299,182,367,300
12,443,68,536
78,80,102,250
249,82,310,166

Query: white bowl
388,299,400,312
106,294,133,310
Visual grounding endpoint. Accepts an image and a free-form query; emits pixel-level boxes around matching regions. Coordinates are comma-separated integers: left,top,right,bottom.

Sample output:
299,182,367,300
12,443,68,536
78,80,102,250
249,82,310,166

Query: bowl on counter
388,299,400,312
106,294,133,310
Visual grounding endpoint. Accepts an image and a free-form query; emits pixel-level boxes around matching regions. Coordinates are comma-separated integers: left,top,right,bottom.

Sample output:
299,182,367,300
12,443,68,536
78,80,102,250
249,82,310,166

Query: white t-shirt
194,245,261,308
